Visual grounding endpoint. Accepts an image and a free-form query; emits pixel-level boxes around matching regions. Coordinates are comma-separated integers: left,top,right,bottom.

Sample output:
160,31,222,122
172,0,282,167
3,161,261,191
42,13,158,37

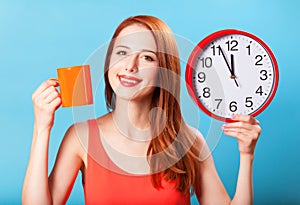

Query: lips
118,74,142,87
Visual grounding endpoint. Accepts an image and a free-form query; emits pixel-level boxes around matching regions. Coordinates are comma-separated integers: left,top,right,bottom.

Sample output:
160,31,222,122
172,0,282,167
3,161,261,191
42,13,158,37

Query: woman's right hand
32,79,61,131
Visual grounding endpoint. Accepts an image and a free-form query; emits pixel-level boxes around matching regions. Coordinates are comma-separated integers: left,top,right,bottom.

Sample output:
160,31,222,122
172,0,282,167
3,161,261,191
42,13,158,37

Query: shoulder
64,113,112,154
186,124,205,140
59,115,107,164
64,113,110,150
186,124,213,164
60,121,89,160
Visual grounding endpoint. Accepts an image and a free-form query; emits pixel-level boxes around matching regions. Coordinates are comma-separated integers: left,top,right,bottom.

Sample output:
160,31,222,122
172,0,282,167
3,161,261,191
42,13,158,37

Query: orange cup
57,65,93,107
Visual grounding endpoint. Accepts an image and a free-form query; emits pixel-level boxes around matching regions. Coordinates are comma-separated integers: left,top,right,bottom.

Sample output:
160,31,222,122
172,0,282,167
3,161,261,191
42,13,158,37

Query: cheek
108,68,118,91
144,67,159,84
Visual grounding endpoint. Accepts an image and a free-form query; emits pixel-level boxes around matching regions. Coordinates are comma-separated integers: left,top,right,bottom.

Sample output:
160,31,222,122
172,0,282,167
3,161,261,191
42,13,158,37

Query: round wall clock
185,29,279,121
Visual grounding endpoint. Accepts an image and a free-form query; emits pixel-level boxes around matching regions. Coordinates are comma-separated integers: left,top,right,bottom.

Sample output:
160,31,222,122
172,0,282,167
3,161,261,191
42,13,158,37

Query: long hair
104,15,201,195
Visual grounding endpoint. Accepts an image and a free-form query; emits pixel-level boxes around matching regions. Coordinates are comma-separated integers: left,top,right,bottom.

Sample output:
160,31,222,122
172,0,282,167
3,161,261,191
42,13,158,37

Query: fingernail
49,78,59,84
221,124,227,129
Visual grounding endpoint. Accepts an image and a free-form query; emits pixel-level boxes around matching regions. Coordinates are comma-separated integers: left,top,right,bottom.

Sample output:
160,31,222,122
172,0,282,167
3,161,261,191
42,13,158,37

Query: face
108,24,159,102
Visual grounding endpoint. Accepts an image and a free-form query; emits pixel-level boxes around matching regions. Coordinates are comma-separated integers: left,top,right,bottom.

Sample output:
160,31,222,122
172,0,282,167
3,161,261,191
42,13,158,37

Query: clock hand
218,46,233,75
230,54,235,76
219,46,239,87
230,54,239,87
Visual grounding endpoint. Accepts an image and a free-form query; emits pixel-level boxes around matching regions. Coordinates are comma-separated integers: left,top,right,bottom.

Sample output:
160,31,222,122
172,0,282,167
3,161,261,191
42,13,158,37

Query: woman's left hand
222,114,261,156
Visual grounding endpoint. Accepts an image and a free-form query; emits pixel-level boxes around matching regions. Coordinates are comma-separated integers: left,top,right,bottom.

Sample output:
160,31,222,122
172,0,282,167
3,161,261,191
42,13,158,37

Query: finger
222,121,253,131
45,90,60,104
33,86,60,109
254,118,260,125
231,114,258,125
223,129,251,141
49,96,62,110
33,79,59,98
49,78,59,83
223,124,261,141
223,122,261,134
222,126,252,136
39,86,59,103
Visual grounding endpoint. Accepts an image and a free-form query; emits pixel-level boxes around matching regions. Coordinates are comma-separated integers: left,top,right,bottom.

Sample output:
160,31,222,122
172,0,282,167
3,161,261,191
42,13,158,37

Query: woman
22,15,261,205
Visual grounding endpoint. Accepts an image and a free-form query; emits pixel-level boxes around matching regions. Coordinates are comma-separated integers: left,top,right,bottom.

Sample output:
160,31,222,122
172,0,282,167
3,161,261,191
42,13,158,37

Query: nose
125,54,138,73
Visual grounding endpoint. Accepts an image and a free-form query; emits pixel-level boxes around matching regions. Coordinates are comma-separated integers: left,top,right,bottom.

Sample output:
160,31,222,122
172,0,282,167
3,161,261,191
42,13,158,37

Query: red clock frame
185,29,279,122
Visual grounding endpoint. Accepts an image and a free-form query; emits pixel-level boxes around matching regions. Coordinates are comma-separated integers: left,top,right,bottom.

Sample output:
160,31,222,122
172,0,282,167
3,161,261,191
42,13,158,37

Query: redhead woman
22,15,261,205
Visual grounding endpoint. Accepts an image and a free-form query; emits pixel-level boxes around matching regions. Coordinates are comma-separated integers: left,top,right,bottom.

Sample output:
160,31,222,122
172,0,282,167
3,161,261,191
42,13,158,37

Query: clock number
225,40,238,51
260,70,268,80
255,86,263,96
215,99,222,109
200,57,212,68
229,101,238,112
211,45,221,56
245,97,253,108
197,72,206,83
246,45,251,55
203,87,211,98
255,55,263,66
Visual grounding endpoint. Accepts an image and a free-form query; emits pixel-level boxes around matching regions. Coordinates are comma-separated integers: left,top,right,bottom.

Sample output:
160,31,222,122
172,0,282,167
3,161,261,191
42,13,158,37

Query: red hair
104,15,201,195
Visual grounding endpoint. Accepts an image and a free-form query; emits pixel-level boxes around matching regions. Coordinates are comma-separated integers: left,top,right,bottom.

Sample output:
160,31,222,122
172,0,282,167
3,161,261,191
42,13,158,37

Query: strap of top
87,119,110,168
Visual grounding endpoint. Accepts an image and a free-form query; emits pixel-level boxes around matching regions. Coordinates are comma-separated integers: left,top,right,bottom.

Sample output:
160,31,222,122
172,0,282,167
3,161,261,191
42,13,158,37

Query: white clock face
192,34,276,119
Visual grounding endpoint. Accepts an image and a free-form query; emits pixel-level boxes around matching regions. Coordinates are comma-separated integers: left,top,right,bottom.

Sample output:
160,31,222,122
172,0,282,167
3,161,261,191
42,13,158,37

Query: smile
118,75,142,87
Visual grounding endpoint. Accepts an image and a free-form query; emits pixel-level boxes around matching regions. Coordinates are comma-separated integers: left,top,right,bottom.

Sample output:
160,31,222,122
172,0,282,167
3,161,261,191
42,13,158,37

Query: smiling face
108,24,159,102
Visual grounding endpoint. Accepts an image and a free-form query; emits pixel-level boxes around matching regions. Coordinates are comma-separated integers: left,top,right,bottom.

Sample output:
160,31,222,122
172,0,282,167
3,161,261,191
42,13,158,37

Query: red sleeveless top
83,119,190,205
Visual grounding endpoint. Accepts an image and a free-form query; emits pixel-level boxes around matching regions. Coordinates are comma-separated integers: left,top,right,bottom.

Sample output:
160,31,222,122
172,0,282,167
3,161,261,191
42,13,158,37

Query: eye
116,50,127,55
142,55,155,62
144,55,154,61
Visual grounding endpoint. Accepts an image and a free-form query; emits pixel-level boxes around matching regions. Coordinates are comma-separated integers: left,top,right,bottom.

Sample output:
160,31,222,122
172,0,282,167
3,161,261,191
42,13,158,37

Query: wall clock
185,29,279,121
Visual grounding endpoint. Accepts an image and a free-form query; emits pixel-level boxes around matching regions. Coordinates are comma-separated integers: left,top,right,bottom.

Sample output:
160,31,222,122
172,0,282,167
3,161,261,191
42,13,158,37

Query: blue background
1,0,299,204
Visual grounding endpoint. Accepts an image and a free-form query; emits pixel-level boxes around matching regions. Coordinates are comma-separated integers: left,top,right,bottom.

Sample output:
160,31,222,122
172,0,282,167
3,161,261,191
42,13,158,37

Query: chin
115,87,155,103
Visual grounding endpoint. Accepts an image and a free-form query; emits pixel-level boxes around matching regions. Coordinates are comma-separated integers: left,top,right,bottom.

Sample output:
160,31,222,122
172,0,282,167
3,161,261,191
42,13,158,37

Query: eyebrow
115,45,157,55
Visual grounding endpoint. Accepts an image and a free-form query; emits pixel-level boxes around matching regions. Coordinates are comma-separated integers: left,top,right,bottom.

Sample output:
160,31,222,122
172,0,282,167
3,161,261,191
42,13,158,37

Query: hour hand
230,54,235,78
230,54,239,87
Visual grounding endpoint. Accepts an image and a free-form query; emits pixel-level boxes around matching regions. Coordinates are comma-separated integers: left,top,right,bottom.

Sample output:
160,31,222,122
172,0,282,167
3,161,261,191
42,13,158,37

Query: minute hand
218,46,239,87
218,46,234,75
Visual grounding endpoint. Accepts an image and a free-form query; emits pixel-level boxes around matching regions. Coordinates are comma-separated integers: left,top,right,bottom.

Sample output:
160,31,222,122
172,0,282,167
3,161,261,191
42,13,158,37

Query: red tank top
83,119,190,205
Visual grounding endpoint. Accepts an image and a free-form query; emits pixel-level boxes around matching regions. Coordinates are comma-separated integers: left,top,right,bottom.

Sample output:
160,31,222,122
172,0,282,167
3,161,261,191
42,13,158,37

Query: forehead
114,24,157,51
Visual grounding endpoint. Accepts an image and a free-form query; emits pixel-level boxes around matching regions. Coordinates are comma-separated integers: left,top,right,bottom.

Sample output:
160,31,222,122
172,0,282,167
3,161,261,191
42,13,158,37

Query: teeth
120,77,139,84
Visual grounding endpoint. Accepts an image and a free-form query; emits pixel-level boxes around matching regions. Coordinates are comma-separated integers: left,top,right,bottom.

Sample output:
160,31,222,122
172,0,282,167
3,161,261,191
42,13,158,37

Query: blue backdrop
1,0,299,204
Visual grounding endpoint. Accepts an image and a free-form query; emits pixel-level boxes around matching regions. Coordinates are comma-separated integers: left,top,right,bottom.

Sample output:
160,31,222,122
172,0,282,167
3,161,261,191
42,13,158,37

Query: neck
112,96,152,142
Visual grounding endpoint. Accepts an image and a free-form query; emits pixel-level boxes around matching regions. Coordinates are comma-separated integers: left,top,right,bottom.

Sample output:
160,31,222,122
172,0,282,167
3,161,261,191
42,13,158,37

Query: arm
191,127,231,205
22,80,86,205
194,114,261,205
222,114,261,205
22,124,53,205
231,154,254,205
48,123,87,204
22,79,61,205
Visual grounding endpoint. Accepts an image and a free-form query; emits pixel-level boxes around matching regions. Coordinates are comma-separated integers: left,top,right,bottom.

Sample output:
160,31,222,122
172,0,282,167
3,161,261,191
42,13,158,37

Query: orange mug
57,65,93,107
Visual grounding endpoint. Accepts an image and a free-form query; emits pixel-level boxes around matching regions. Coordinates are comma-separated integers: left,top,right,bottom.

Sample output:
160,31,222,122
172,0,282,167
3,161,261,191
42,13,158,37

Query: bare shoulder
65,113,111,156
187,125,230,204
186,124,215,167
187,124,205,141
62,113,110,151
62,121,89,160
